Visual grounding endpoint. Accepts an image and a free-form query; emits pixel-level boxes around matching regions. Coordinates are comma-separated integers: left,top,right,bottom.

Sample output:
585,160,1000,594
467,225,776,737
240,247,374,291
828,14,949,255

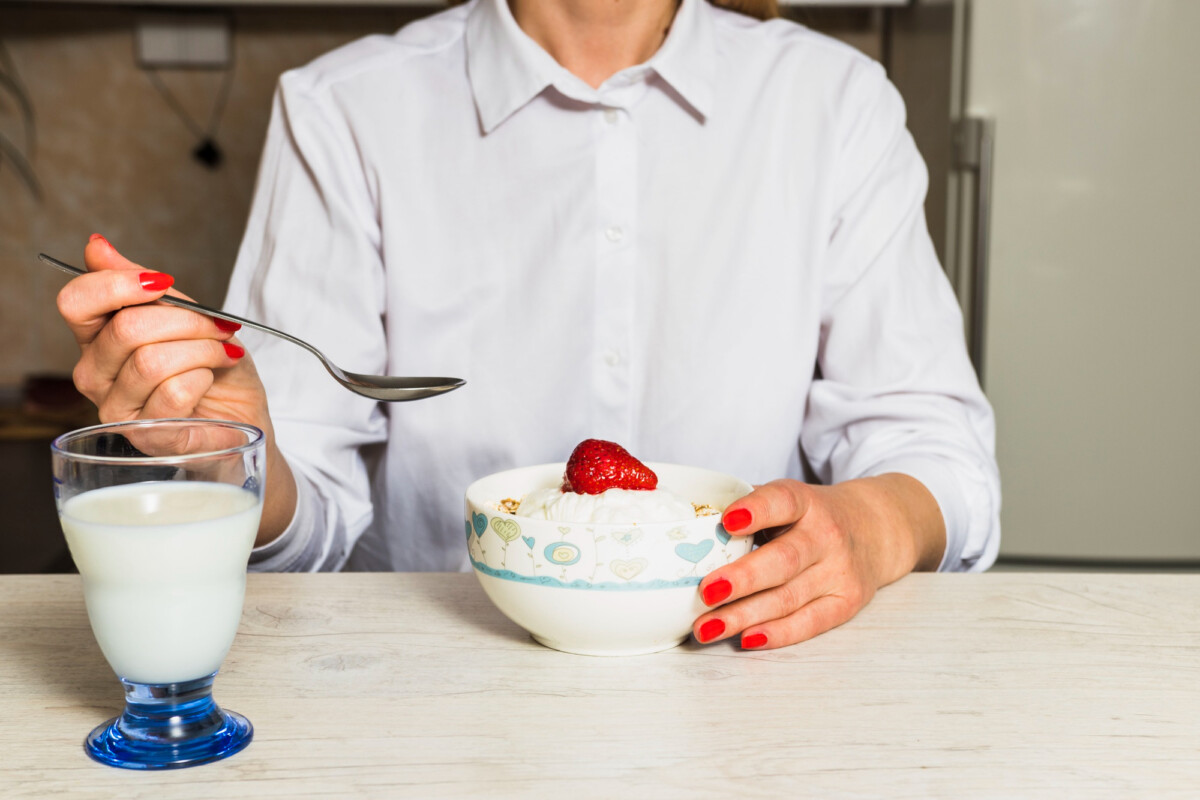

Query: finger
693,543,825,644
80,304,241,394
698,480,820,609
719,479,815,538
694,553,825,643
736,594,862,650
85,235,208,310
57,265,175,346
140,368,218,420
97,339,243,421
697,531,820,615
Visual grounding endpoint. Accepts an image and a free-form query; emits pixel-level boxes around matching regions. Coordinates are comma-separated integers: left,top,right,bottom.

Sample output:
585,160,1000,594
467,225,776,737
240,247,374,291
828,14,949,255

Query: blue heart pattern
472,512,488,538
715,524,731,545
674,539,715,564
522,536,535,549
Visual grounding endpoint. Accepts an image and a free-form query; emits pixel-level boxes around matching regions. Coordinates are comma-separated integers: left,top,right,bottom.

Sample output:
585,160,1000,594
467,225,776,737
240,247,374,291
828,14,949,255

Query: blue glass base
84,674,253,770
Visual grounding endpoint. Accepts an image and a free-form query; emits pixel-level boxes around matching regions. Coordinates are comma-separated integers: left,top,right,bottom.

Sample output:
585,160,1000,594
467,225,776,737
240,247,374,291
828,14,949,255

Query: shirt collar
466,0,717,134
646,0,716,121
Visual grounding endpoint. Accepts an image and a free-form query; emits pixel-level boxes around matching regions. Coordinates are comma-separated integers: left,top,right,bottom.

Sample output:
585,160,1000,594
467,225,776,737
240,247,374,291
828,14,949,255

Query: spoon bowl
39,253,465,402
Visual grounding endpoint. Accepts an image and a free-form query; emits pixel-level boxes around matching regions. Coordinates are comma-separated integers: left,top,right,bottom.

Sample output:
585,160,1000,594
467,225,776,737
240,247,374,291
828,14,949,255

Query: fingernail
702,578,732,606
741,632,768,649
698,618,725,642
88,233,109,246
139,272,174,291
214,318,242,333
223,342,245,359
723,508,752,532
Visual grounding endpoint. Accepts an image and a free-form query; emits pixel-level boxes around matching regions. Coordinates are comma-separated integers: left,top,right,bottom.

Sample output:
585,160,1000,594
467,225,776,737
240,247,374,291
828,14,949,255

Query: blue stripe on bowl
470,558,702,591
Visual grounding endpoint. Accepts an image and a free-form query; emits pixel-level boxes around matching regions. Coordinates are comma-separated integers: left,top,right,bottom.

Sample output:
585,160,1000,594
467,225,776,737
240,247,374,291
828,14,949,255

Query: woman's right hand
57,234,297,544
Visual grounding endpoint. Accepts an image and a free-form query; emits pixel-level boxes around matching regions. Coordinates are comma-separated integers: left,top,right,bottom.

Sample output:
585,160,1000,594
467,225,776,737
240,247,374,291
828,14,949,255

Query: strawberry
563,439,658,495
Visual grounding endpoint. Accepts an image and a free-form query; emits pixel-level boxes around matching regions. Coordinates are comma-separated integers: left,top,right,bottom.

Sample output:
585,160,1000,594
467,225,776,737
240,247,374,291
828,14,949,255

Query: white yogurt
515,486,697,524
59,481,262,685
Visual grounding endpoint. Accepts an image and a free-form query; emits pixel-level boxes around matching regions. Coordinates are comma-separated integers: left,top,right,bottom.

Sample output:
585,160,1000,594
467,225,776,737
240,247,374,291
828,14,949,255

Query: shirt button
603,108,619,125
605,226,624,243
604,350,621,366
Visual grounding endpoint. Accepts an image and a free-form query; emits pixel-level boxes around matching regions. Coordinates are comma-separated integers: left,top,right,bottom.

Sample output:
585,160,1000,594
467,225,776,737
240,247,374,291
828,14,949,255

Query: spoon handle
37,253,324,363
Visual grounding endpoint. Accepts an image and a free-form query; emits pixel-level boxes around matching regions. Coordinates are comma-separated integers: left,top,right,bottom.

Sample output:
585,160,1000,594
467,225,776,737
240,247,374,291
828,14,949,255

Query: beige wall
0,3,881,390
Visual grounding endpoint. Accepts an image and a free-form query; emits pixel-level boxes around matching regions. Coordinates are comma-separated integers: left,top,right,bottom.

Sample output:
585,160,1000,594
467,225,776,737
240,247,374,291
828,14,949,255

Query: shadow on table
429,574,536,648
0,595,121,716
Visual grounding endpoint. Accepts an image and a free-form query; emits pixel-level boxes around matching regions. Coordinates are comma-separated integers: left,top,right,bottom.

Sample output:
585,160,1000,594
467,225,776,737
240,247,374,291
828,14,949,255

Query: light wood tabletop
1,572,1197,798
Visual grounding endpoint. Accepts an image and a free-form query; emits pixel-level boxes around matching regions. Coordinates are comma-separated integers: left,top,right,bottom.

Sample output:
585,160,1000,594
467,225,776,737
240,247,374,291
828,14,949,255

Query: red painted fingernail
702,578,732,606
741,632,768,649
214,318,242,333
223,342,245,359
139,272,174,291
723,508,752,532
88,233,108,245
698,619,725,642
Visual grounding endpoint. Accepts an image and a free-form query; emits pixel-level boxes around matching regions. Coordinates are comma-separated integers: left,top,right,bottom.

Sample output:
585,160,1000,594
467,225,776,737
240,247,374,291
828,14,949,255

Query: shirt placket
591,84,642,444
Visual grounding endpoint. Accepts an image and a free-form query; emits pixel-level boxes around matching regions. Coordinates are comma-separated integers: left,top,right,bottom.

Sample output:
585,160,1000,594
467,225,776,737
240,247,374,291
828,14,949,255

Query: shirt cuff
863,457,970,573
248,470,319,572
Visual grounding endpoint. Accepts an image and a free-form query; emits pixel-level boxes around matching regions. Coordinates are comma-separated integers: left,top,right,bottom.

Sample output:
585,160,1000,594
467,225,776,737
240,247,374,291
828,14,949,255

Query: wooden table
1,573,1197,797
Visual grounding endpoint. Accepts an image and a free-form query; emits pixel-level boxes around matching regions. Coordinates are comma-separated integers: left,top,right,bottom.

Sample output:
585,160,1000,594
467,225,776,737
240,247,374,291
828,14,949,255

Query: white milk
60,481,262,685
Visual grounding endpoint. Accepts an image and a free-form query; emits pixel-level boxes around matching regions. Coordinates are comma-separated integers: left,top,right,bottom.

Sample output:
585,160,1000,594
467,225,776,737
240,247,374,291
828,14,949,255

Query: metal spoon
39,253,465,402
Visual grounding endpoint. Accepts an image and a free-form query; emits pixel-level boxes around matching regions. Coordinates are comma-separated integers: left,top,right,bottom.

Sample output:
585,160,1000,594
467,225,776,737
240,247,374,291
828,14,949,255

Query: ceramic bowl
465,462,753,656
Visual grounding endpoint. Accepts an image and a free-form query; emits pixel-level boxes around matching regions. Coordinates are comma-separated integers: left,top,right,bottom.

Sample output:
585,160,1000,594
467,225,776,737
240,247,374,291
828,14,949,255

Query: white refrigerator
945,0,1200,563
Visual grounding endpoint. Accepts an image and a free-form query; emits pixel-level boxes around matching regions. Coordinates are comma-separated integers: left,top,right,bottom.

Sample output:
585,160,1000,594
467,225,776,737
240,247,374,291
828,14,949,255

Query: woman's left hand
693,474,946,650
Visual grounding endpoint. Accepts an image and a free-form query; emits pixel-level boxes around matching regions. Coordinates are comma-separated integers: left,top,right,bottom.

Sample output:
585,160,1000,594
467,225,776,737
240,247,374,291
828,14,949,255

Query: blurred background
2,0,1197,573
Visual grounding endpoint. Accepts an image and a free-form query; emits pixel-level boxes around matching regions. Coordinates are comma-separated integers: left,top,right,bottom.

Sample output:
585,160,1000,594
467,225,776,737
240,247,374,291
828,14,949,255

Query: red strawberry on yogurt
563,439,658,495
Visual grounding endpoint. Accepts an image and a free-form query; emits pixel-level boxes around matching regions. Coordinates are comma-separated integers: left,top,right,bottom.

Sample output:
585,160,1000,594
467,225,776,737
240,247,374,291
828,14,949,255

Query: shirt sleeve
225,71,388,572
801,60,1001,572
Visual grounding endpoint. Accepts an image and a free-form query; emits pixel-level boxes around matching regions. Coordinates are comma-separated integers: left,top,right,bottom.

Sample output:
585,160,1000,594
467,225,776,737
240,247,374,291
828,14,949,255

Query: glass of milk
51,418,265,770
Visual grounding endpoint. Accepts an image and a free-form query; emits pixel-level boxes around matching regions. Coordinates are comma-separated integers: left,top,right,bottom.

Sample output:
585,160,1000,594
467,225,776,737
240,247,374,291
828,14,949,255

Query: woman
56,0,1000,650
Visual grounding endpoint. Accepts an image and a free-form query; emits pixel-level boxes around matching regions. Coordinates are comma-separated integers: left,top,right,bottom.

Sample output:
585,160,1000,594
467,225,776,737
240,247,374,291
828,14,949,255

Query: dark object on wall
141,14,235,172
193,137,222,168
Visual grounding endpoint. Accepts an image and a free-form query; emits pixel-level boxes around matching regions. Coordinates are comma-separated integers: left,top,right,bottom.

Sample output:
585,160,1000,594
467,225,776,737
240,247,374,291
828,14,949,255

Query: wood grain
0,572,1197,797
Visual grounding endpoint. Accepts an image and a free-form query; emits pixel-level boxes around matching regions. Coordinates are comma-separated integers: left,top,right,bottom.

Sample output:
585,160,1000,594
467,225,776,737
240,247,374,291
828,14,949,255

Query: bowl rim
465,461,752,528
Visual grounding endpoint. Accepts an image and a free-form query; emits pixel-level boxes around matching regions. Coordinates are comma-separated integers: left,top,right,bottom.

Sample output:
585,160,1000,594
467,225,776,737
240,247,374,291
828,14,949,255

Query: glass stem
117,674,223,744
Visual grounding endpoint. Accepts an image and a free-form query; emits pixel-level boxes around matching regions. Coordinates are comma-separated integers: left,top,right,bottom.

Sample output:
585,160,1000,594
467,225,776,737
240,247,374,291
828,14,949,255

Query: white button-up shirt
227,0,1001,573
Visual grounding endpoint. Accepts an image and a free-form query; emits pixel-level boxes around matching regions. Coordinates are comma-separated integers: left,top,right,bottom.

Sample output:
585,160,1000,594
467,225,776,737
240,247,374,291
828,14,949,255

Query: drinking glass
51,418,265,770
